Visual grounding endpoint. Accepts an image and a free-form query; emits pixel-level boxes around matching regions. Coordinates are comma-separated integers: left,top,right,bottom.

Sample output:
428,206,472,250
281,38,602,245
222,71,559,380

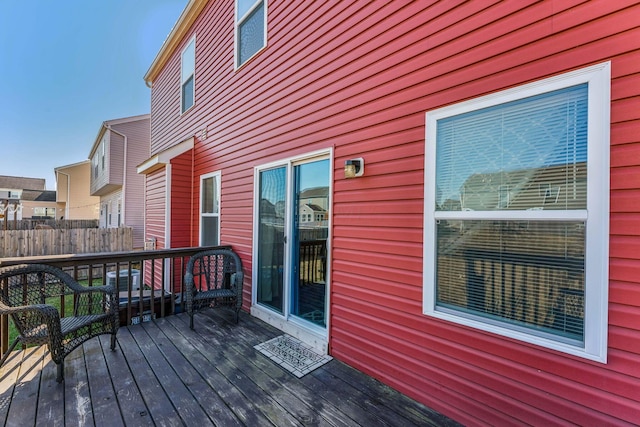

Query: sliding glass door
255,156,330,330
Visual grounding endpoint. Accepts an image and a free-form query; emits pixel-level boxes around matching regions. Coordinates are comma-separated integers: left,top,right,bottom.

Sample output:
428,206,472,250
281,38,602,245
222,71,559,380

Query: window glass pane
182,76,194,112
202,176,217,214
181,39,195,83
257,166,286,313
201,216,219,246
436,220,585,342
238,2,264,65
237,0,257,20
436,84,588,211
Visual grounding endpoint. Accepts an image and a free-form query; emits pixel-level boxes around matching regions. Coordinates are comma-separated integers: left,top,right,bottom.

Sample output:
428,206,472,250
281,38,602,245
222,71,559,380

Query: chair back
0,264,75,338
185,249,243,293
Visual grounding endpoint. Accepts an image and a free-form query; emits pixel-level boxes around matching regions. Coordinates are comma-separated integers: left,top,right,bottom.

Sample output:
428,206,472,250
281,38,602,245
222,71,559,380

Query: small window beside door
200,172,220,246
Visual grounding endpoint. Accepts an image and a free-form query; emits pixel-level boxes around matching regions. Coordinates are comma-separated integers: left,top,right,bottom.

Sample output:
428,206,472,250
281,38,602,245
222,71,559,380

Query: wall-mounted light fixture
345,158,364,178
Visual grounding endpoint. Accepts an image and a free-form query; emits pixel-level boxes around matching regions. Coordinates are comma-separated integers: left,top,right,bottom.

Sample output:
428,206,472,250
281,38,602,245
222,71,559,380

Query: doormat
254,334,332,378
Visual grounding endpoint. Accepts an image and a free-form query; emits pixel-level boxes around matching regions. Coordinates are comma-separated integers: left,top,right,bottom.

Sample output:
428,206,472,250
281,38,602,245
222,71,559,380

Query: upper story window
423,63,610,362
235,0,267,68
101,141,105,170
181,36,195,113
200,172,221,246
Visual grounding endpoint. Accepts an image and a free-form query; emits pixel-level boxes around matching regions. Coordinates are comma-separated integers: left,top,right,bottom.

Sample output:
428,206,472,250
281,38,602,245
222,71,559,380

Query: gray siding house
88,114,150,249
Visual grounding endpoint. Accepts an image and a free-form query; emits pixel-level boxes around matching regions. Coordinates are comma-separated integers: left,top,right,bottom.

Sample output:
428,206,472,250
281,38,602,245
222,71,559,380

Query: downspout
191,144,195,246
106,125,128,225
56,170,71,219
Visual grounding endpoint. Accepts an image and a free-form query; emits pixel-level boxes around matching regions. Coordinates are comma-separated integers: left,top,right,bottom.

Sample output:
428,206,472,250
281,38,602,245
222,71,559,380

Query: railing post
1,313,8,354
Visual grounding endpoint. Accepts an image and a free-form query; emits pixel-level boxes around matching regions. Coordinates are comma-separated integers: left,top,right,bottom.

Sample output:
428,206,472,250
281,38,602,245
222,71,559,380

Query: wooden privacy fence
2,219,98,230
0,227,132,257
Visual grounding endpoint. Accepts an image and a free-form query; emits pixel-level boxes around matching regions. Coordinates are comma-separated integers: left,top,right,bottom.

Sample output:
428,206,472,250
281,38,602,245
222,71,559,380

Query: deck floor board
0,311,460,427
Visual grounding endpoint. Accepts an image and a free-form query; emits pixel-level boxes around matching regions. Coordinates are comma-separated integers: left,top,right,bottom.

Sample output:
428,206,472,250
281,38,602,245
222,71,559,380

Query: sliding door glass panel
291,159,329,327
257,167,286,313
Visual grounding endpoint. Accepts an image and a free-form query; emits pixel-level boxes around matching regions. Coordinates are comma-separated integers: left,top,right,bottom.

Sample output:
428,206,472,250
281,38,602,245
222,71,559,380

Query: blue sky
0,0,187,190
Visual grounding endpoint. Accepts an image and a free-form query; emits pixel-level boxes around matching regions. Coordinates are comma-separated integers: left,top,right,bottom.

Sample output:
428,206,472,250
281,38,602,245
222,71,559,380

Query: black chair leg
111,334,117,351
56,363,64,383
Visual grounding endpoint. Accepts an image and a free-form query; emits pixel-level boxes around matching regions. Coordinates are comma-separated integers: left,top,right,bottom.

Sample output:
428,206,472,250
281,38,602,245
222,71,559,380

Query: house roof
0,175,46,191
144,0,208,86
55,159,91,172
20,190,57,202
299,187,329,199
305,204,326,212
88,114,151,159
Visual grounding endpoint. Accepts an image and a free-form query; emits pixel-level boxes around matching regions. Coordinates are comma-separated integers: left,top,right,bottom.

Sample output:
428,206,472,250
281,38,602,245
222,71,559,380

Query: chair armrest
0,302,64,346
0,302,60,319
231,272,243,291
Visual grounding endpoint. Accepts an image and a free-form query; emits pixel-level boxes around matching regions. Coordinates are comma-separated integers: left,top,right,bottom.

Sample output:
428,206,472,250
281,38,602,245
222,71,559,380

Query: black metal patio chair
184,248,244,329
0,263,119,382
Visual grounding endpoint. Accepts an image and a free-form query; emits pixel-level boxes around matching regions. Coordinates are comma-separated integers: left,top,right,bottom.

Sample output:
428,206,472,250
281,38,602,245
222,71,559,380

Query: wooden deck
0,310,459,426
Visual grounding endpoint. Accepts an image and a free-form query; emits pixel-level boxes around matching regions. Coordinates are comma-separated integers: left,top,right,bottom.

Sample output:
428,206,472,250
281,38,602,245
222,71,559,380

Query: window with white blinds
424,63,611,362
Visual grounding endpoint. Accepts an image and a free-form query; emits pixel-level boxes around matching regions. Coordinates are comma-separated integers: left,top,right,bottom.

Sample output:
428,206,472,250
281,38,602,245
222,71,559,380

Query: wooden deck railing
0,246,229,354
298,239,327,285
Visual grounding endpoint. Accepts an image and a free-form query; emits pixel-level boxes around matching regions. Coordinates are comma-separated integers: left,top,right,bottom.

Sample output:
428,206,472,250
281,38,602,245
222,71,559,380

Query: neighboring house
19,190,57,219
88,114,150,249
0,175,48,220
139,1,639,425
55,161,100,220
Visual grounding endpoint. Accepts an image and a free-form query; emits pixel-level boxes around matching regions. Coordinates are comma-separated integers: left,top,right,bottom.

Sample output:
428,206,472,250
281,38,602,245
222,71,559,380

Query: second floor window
181,37,195,113
236,0,266,67
101,142,105,170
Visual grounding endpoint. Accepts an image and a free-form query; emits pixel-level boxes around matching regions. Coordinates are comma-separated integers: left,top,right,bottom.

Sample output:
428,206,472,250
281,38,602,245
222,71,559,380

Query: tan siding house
88,114,150,249
0,175,51,220
55,161,100,220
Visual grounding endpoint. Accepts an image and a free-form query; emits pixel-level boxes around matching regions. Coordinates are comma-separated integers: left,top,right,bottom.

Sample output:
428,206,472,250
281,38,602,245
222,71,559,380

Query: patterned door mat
254,334,332,378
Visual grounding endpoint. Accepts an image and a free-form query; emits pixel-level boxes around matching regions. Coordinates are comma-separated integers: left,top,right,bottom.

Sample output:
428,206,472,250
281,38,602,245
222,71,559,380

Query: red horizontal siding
170,150,193,248
144,169,166,249
147,0,640,424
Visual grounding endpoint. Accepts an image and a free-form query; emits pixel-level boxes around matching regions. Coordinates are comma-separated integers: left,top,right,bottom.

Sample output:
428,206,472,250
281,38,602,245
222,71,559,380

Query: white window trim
199,171,221,246
234,0,268,69
423,62,611,362
180,36,196,114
